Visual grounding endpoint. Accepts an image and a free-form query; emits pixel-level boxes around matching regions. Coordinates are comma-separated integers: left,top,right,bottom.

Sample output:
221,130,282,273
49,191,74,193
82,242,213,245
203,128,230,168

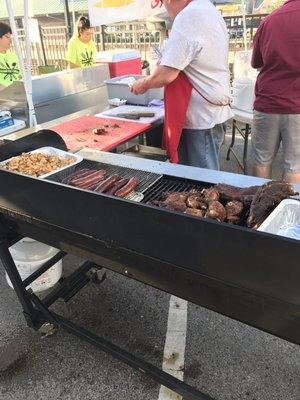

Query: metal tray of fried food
258,199,300,240
0,146,82,178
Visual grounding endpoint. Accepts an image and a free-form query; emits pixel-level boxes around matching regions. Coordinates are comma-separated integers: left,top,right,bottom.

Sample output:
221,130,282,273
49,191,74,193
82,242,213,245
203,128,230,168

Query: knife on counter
115,112,155,120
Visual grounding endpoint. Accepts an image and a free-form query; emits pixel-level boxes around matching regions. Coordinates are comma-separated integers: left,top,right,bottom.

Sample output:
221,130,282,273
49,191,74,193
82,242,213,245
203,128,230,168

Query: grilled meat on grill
62,168,90,184
225,200,244,224
201,187,220,203
106,178,129,195
214,183,260,203
71,170,106,188
247,181,299,228
115,177,139,198
94,174,119,193
153,200,187,212
185,208,205,217
162,192,189,204
205,201,227,222
63,169,139,198
186,191,207,210
149,180,298,227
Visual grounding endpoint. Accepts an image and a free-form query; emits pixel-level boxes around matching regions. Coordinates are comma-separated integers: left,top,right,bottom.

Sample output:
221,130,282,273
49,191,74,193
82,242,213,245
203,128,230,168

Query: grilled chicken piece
185,208,205,217
162,192,188,204
247,181,298,228
186,192,207,210
225,200,244,224
201,187,220,203
205,201,227,222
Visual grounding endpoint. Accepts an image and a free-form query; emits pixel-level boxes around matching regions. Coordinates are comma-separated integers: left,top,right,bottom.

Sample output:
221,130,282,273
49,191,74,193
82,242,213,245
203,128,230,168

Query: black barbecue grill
0,131,300,400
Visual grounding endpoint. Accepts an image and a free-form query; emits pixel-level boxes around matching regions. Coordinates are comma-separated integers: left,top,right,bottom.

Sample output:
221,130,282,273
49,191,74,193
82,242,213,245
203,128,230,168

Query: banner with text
88,0,164,25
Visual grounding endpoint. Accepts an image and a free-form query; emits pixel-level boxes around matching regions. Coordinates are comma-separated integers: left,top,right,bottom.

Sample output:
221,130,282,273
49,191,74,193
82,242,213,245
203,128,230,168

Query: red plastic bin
107,58,142,78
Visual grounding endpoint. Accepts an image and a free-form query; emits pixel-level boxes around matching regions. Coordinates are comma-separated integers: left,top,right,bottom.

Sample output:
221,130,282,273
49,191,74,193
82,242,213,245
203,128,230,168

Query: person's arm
130,65,180,95
0,84,6,91
251,25,263,69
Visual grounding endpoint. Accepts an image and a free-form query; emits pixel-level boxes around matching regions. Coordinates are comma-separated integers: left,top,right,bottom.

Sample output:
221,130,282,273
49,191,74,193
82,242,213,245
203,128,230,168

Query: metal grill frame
48,158,163,195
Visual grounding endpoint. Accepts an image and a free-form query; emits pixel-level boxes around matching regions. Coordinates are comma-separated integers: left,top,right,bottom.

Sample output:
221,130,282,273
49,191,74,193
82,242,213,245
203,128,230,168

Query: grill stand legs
0,235,214,400
226,119,251,175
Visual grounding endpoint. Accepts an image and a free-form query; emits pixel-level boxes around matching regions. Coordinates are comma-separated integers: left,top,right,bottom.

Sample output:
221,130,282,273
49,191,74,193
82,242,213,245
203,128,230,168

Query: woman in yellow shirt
0,22,20,90
66,16,97,69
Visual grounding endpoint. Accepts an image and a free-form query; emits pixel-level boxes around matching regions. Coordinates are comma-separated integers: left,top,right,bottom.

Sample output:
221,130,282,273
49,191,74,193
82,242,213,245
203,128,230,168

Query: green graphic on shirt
81,50,94,67
0,60,20,82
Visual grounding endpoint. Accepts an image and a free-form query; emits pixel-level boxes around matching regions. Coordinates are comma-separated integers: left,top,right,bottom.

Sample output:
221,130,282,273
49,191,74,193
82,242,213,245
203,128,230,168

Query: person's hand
130,78,149,95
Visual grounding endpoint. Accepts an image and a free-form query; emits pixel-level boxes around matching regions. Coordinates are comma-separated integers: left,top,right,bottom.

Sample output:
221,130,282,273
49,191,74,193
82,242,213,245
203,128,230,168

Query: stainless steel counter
0,65,110,125
3,104,109,142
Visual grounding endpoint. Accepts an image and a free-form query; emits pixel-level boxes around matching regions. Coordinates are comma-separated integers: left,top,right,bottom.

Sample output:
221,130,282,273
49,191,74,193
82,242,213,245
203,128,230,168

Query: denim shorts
252,111,300,173
178,123,226,170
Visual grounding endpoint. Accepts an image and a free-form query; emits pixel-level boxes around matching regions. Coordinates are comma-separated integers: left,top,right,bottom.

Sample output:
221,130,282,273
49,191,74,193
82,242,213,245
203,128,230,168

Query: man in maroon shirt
251,0,300,183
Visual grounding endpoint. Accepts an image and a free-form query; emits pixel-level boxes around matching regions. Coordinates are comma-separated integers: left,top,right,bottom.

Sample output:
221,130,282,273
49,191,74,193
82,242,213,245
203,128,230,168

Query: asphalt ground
1,130,299,400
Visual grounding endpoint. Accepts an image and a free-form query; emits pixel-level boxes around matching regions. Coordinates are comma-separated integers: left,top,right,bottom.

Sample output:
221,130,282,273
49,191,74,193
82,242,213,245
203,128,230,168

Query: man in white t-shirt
131,0,232,170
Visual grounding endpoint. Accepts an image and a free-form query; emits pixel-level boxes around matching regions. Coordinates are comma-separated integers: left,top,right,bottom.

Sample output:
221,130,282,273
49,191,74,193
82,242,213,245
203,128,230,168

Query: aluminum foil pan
0,146,82,178
258,199,300,240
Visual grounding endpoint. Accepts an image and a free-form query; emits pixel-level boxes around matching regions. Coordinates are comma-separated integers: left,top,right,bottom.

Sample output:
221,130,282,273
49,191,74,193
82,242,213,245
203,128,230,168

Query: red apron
162,72,193,163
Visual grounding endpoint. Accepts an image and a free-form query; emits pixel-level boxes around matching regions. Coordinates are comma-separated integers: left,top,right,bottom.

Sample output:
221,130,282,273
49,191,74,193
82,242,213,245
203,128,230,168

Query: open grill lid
0,137,300,344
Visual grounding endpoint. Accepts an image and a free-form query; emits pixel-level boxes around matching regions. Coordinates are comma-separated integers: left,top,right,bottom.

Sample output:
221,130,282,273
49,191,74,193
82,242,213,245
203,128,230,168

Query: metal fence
15,26,68,74
15,14,267,75
96,21,165,60
224,13,267,54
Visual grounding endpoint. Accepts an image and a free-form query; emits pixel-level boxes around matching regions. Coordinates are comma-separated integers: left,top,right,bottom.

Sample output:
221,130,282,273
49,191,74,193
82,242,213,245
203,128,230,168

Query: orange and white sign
88,0,163,25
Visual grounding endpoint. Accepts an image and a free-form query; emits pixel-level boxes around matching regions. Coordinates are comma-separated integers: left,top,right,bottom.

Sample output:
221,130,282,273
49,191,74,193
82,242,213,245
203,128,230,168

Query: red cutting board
51,115,151,152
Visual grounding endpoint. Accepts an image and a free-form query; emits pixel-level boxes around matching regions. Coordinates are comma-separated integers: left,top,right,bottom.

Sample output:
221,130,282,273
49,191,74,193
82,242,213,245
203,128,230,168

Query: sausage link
78,177,105,190
72,170,106,187
94,174,119,193
62,168,90,184
70,170,97,185
106,178,129,195
69,169,96,184
83,181,101,191
115,177,139,198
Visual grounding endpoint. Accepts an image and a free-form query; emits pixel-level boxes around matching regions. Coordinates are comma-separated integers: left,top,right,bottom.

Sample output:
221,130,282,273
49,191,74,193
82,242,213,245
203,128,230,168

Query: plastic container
104,74,164,106
233,50,258,80
258,199,300,241
96,50,142,78
108,58,142,78
6,238,62,293
232,78,255,112
0,116,14,129
96,49,140,62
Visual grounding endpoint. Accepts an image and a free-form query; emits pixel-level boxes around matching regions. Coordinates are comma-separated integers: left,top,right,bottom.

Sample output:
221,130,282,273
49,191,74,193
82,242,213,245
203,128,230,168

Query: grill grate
48,159,162,194
142,177,212,204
